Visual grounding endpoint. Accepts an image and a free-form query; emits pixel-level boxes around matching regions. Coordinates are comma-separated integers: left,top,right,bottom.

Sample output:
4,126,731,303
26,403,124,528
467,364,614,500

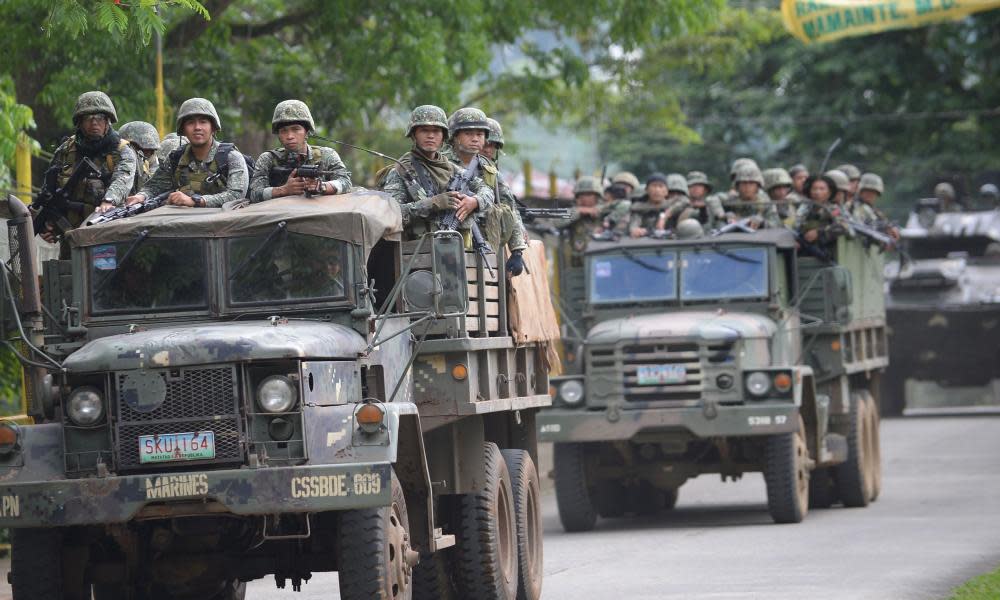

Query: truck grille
587,341,733,407
114,366,244,470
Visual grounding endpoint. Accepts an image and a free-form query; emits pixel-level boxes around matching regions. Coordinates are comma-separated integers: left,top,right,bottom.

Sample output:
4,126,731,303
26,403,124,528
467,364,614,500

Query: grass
949,565,1000,600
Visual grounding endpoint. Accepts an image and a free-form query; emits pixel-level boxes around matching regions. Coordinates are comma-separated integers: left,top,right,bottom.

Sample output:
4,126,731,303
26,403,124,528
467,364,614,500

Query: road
245,415,1000,599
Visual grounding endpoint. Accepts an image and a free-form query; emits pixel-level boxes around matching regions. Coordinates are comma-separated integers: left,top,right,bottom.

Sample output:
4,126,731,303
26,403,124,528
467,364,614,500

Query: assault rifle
269,164,339,198
86,191,171,226
441,155,495,278
518,205,572,222
839,216,895,249
31,157,103,238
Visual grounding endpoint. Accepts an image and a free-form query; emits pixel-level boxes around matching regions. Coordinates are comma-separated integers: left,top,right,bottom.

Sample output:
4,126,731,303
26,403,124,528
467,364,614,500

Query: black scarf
74,127,121,159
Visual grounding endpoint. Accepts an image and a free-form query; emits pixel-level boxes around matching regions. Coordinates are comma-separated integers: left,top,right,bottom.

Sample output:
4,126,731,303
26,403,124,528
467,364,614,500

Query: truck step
431,528,456,551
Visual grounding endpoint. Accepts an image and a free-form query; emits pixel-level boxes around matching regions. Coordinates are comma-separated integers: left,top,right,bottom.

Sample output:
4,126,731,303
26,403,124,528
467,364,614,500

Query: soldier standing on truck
249,99,352,203
727,164,782,229
629,172,672,237
118,121,162,185
651,174,695,234
854,173,901,241
789,163,809,195
797,172,845,251
381,104,494,237
687,170,724,230
126,97,248,208
38,91,138,248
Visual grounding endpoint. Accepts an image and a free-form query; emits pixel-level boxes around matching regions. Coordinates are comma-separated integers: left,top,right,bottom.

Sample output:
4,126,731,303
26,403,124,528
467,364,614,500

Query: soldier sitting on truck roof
629,172,676,237
652,173,694,234
727,164,782,229
686,170,723,231
797,173,846,252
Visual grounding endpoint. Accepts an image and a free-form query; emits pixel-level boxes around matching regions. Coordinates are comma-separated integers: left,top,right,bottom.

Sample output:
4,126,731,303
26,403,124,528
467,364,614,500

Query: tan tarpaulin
508,240,562,374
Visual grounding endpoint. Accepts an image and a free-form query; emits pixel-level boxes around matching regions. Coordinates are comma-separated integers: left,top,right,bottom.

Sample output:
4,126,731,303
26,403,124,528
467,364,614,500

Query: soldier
481,116,529,276
598,171,639,237
380,105,493,240
118,121,162,188
560,176,604,255
628,172,668,237
933,182,962,212
157,132,187,166
611,171,640,197
652,173,693,233
797,173,844,251
686,170,724,230
825,169,851,208
789,164,809,195
728,164,781,229
762,168,800,225
126,97,248,208
836,164,862,198
249,100,352,203
38,91,138,247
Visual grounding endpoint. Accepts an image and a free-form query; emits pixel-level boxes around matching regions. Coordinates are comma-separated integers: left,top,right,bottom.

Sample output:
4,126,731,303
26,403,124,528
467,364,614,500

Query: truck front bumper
0,461,392,528
538,402,798,443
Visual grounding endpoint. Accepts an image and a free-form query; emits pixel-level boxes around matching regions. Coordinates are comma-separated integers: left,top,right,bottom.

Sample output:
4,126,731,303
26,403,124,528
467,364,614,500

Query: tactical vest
171,143,229,195
56,137,128,224
266,145,324,187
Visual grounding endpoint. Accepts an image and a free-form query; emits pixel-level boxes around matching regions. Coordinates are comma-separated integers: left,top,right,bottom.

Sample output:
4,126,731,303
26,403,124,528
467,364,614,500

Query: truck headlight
746,372,771,397
559,380,585,406
67,387,105,426
257,376,297,413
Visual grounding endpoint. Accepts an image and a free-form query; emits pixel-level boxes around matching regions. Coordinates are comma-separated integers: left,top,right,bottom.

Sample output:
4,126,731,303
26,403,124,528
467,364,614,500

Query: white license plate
637,364,687,385
138,431,216,464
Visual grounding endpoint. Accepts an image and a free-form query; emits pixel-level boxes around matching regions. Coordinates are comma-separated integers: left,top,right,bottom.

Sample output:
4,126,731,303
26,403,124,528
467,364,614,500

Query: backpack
169,142,255,199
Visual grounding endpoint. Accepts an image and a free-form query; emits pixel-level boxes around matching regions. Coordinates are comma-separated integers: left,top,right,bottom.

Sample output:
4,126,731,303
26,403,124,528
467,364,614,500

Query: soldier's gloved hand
429,193,459,212
506,250,525,276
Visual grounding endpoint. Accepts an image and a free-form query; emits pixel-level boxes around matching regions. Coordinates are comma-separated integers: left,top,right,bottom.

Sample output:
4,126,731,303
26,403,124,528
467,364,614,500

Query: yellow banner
781,0,1000,43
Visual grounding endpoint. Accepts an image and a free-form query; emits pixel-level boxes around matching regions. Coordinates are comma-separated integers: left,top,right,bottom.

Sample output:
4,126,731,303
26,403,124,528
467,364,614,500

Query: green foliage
0,76,38,189
44,0,208,45
949,565,1000,600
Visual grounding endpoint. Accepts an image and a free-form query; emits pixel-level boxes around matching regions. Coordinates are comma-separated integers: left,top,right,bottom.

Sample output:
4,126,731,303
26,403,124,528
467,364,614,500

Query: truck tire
864,391,883,502
836,392,873,508
764,416,810,524
502,449,544,600
413,551,457,600
453,442,518,600
337,470,416,600
553,442,597,532
10,529,73,600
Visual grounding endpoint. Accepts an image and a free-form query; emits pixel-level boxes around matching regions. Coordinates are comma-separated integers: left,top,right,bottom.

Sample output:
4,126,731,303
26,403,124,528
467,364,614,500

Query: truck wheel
594,480,626,518
337,470,416,600
808,467,838,509
836,392,873,508
413,551,457,600
453,442,518,600
553,442,597,532
502,449,544,600
764,416,810,524
10,529,88,600
864,391,883,502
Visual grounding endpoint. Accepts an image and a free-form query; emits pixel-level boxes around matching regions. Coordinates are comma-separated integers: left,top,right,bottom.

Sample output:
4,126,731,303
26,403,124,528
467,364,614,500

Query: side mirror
822,266,852,322
430,231,468,316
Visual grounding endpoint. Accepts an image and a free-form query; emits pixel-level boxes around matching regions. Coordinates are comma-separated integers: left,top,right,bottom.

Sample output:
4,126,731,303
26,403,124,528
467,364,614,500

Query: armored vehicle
883,208,1000,415
0,193,551,600
539,230,887,530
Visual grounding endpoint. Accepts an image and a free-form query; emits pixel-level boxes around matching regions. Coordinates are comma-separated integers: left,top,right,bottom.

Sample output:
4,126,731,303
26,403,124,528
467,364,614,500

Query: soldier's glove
505,250,525,277
429,193,458,212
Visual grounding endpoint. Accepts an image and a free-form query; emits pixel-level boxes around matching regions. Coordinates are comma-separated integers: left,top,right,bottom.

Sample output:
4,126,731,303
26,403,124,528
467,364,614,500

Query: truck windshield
89,238,208,314
589,250,677,304
680,247,769,301
227,232,350,304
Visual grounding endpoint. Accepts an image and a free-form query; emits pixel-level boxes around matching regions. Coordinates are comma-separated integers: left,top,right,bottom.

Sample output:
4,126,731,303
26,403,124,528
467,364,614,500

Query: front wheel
10,529,89,600
764,416,811,524
337,470,416,600
553,442,597,532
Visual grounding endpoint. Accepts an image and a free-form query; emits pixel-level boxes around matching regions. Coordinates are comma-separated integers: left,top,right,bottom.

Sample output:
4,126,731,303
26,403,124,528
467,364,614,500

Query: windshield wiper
229,221,287,281
710,245,761,265
94,229,150,294
621,248,672,273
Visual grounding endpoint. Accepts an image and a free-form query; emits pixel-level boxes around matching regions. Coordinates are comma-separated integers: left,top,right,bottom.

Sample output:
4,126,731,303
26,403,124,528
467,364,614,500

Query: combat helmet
825,169,851,193
762,168,793,191
980,183,999,201
271,99,315,133
574,176,602,196
486,118,504,148
666,173,689,195
934,182,956,200
176,97,221,134
676,218,703,240
730,157,759,180
858,173,884,195
734,164,765,186
611,171,641,191
405,105,448,138
73,91,118,124
686,171,712,191
119,121,161,150
788,164,808,177
836,164,862,181
448,107,489,138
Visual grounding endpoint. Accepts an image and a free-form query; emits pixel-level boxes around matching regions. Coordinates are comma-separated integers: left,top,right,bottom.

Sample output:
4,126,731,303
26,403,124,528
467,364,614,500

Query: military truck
0,192,551,600
883,208,1000,415
539,229,886,530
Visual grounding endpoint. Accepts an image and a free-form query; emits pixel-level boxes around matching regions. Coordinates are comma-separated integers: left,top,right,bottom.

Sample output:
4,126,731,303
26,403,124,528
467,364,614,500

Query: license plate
637,364,687,385
139,431,216,464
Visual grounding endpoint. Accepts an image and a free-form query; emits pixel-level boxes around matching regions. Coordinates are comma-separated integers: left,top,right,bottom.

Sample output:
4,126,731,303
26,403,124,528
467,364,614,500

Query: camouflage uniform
600,171,639,236
45,91,138,228
157,133,188,166
119,121,161,189
249,100,351,203
796,173,845,249
853,173,884,224
136,98,248,207
687,171,723,230
381,105,494,236
728,165,782,228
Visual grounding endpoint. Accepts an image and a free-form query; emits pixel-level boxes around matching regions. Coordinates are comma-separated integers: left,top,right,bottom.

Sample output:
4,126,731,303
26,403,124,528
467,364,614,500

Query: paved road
245,415,1000,599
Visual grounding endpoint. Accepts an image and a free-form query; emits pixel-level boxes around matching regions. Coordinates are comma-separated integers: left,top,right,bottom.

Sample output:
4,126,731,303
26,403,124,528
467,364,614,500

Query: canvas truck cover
509,240,563,371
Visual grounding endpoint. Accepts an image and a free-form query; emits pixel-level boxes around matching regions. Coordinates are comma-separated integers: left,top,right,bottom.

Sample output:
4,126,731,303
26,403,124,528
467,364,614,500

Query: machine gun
85,191,171,226
31,157,103,238
840,216,895,249
441,155,495,278
268,164,340,197
517,205,573,223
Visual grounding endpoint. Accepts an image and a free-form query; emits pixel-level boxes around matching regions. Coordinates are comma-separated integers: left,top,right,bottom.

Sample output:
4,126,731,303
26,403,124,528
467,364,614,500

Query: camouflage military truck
0,192,550,600
882,208,1000,415
539,229,887,530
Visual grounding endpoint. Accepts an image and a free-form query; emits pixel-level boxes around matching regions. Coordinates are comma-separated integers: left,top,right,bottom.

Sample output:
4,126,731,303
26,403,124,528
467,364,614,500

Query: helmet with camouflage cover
118,121,161,150
176,97,221,134
934,182,956,200
405,105,449,138
271,99,315,133
980,183,999,200
611,171,641,191
836,164,862,181
762,168,793,191
676,218,703,239
574,176,602,196
825,169,851,193
686,171,713,191
666,173,689,195
730,157,759,179
448,107,489,139
73,91,118,124
859,173,884,195
486,118,504,148
734,164,764,186
788,163,808,177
